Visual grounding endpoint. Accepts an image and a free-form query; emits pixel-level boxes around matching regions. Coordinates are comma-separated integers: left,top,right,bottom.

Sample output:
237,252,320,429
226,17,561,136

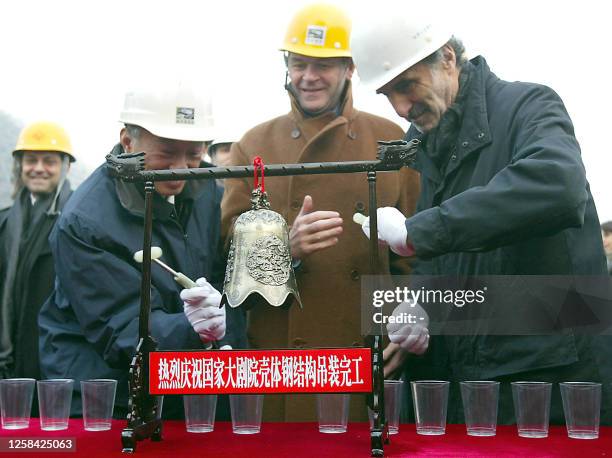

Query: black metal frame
107,140,419,456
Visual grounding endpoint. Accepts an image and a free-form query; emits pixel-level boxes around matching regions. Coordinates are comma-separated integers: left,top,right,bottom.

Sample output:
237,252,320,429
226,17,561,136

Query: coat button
461,141,469,147
477,132,485,139
350,269,360,281
291,199,301,210
355,201,365,212
451,154,457,161
348,130,357,140
293,337,306,348
291,128,301,139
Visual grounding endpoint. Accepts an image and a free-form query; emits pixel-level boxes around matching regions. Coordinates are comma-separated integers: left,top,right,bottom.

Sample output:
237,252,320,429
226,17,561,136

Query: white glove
361,207,413,257
180,277,226,342
387,301,429,355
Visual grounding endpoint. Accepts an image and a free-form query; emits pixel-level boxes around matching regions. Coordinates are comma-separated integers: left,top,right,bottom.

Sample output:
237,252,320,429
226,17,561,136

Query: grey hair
423,36,467,67
124,124,142,140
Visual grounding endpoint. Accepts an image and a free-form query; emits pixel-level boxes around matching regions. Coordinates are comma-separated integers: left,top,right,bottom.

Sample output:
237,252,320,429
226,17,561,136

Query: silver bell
222,188,301,309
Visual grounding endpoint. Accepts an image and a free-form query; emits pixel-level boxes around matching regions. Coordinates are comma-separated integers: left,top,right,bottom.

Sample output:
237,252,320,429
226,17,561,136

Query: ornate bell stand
106,140,419,456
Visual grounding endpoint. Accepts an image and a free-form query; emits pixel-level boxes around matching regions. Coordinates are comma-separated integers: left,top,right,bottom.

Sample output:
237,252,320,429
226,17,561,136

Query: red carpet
1,420,610,457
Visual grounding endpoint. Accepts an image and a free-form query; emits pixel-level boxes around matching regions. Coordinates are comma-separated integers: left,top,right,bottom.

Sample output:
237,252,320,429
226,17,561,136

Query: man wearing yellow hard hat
0,121,75,381
221,3,422,422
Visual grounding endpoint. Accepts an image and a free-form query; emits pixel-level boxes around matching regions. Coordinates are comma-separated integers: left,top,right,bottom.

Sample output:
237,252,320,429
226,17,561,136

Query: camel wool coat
221,84,420,421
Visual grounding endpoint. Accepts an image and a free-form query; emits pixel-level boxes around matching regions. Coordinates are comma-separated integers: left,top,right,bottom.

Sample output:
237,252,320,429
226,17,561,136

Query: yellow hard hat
13,121,75,162
281,3,352,58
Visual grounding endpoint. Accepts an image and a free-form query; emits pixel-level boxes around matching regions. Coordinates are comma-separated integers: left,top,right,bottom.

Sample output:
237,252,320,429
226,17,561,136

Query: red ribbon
253,156,265,193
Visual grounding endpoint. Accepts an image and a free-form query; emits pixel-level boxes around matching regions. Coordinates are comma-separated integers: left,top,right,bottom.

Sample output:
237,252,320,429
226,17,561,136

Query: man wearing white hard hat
352,7,612,424
39,82,246,418
208,128,240,167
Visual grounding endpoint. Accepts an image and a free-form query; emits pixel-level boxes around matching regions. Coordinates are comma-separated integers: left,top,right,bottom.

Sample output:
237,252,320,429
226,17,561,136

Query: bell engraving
246,235,291,286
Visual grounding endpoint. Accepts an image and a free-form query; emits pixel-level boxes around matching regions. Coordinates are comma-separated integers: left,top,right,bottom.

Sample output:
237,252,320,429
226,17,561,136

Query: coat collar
53,180,73,213
444,56,494,176
410,56,494,183
13,180,71,218
106,143,209,221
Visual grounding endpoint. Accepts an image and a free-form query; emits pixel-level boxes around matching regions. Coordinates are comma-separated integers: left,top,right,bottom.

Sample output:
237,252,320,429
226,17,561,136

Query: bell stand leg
122,180,163,453
367,171,387,457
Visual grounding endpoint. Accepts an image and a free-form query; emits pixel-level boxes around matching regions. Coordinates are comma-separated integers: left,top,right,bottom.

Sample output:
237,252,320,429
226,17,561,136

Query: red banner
149,348,372,394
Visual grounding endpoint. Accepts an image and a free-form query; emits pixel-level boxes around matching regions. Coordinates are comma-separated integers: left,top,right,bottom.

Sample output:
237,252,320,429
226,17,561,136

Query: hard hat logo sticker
176,107,195,125
305,25,326,46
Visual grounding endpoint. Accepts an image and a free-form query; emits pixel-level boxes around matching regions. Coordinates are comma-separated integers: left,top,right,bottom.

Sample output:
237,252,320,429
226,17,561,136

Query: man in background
0,121,74,380
208,130,238,167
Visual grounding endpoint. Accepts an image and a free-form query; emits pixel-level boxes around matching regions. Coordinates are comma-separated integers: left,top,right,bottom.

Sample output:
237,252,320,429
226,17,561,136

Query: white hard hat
351,8,453,91
210,133,238,149
119,81,215,142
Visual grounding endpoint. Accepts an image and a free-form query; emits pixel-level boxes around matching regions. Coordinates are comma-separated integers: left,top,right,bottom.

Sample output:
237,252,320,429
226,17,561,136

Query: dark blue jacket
402,57,611,424
39,144,241,416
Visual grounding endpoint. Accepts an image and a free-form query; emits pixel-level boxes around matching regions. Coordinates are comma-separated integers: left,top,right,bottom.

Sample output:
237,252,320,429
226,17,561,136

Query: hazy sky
2,0,611,221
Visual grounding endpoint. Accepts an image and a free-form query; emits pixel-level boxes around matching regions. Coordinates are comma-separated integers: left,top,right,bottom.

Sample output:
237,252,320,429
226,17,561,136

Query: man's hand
383,301,430,377
361,207,414,257
289,195,343,260
387,301,429,354
181,277,226,342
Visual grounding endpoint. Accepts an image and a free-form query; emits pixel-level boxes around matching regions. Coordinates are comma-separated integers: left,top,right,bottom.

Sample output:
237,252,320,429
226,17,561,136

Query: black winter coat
402,57,611,424
0,181,72,380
